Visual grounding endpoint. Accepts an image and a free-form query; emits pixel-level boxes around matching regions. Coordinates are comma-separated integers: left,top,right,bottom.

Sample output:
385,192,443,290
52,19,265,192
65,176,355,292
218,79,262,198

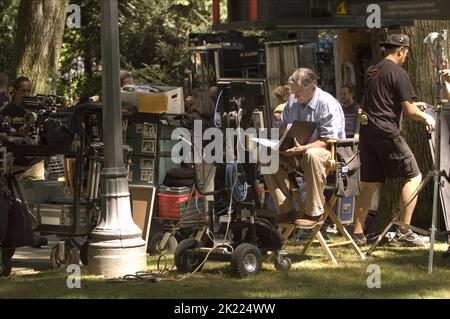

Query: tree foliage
59,0,212,99
0,0,19,75
0,0,212,98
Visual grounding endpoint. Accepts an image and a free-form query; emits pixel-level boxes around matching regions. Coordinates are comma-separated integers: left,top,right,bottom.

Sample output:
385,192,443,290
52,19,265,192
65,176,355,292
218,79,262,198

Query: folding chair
278,138,366,264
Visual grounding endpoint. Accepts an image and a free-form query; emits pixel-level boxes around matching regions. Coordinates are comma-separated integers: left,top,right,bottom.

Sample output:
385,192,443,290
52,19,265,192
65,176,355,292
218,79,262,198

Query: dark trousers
0,176,10,243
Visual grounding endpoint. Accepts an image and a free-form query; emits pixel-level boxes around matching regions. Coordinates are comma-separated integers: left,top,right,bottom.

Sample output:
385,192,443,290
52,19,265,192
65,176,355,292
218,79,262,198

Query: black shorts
359,126,420,183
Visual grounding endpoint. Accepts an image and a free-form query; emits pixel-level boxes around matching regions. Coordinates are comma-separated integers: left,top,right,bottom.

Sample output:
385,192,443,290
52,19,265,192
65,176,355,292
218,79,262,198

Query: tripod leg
366,220,396,256
366,174,433,256
428,170,441,274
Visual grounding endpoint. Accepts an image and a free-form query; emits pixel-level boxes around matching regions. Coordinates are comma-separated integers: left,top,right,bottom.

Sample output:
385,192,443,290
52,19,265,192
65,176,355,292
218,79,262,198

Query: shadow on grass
2,246,450,299
285,253,320,263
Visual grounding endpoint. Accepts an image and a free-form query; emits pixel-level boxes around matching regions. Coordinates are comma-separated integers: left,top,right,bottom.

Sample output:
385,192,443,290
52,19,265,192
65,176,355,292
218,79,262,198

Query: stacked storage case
125,113,181,187
125,114,159,186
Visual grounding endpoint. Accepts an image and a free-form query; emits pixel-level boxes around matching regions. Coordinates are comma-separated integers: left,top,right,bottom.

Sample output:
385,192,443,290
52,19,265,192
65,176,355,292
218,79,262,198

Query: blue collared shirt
281,87,346,142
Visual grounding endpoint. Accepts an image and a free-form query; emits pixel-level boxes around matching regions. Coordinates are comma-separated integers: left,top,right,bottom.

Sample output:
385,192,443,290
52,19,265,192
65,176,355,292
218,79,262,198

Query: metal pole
428,32,444,274
88,0,146,277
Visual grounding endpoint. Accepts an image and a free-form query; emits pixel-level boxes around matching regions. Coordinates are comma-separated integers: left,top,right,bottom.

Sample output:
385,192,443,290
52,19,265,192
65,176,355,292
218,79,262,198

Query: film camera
0,95,64,145
22,94,63,113
22,95,63,144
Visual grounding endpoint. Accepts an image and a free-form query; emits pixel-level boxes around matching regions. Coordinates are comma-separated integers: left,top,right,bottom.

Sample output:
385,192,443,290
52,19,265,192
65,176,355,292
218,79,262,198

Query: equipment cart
4,103,109,269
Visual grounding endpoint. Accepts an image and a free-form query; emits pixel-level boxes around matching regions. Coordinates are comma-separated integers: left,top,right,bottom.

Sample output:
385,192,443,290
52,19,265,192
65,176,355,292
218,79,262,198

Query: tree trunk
15,0,68,94
370,20,450,233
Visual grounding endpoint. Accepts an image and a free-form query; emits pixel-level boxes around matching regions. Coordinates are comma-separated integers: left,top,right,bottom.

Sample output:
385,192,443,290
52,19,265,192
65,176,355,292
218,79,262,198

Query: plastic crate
157,186,205,222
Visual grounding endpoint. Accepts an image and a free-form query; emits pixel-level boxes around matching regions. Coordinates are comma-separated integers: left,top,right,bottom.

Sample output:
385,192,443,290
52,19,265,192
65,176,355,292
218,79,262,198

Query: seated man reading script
264,68,345,227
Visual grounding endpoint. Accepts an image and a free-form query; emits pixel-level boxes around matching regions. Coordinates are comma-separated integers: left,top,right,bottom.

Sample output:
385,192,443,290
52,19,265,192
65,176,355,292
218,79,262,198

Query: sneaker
351,233,367,246
320,227,330,240
292,228,313,241
366,232,392,245
393,229,429,247
32,237,48,248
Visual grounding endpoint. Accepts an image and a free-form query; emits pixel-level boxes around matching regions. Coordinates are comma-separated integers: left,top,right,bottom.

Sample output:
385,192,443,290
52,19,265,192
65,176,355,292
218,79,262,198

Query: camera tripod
366,31,450,274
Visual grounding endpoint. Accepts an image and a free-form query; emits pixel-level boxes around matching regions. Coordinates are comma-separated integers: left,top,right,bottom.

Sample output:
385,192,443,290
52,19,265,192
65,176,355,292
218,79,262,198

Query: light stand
428,30,446,274
366,30,448,274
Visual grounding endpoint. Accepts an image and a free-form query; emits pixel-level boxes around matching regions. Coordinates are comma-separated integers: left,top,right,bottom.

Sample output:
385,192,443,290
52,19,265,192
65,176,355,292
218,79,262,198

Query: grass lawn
1,243,450,299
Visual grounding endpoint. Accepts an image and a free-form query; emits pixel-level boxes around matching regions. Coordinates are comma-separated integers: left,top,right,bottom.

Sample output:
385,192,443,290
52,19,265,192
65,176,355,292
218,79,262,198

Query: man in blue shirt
264,68,345,227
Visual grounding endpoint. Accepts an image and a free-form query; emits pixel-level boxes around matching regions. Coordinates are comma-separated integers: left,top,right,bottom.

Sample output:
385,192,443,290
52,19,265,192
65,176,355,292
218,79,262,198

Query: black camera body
19,95,62,145
22,95,62,115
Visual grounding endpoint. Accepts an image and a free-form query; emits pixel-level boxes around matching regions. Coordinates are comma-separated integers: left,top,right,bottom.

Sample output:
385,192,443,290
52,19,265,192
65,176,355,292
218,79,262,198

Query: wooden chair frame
279,139,365,264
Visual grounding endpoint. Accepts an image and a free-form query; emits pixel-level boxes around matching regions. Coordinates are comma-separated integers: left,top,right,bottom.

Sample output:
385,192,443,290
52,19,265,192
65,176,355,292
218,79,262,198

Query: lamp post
88,0,146,277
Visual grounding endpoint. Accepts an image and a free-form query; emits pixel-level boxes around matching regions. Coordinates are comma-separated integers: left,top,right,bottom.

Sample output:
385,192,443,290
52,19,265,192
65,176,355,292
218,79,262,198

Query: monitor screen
216,78,272,130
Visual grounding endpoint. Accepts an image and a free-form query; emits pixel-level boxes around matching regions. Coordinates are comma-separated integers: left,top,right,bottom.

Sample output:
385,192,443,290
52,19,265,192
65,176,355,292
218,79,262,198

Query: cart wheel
50,242,79,270
174,239,203,273
230,243,262,278
274,254,292,272
148,232,178,255
80,241,89,266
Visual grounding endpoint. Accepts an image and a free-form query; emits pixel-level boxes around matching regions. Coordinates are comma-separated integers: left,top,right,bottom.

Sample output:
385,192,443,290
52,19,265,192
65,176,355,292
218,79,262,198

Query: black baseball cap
379,34,410,47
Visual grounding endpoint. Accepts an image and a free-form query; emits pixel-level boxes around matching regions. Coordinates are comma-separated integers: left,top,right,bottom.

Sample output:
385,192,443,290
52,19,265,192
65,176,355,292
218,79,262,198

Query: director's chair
278,138,366,264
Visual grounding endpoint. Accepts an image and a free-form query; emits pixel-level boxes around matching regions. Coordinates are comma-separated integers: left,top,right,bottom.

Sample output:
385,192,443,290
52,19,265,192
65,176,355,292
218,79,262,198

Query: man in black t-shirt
0,77,44,181
352,34,436,247
0,77,48,275
443,69,450,101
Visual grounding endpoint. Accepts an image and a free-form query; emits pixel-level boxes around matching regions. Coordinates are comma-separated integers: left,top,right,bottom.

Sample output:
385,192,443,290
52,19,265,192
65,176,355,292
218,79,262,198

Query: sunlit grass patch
1,243,450,299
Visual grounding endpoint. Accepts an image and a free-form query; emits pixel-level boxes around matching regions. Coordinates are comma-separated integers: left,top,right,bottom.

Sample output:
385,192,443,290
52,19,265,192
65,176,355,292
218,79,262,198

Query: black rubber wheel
230,243,262,278
174,239,203,273
50,242,79,270
80,241,89,266
148,232,178,255
274,254,292,272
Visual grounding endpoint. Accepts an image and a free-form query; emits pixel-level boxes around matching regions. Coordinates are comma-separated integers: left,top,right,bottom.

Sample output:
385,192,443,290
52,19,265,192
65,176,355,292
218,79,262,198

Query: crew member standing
352,34,436,246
